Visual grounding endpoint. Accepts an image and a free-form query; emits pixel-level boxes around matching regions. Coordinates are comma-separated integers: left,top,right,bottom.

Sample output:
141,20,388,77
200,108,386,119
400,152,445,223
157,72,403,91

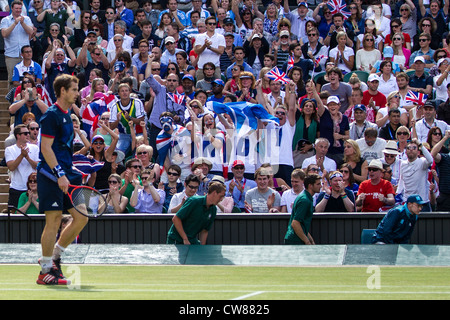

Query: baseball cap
114,61,125,72
383,46,394,58
326,96,340,105
232,160,245,168
165,36,175,44
280,30,290,37
406,194,427,205
182,74,195,82
212,79,225,86
224,32,235,38
353,104,366,112
298,1,308,7
368,74,380,82
414,56,425,63
223,18,234,25
91,135,105,143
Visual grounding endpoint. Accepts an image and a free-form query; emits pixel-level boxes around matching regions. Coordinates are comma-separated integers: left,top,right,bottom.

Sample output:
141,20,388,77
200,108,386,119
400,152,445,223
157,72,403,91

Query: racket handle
39,168,58,183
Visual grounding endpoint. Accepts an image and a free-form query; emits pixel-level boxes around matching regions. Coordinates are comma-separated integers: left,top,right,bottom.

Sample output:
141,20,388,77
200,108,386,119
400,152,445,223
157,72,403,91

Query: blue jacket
372,204,418,244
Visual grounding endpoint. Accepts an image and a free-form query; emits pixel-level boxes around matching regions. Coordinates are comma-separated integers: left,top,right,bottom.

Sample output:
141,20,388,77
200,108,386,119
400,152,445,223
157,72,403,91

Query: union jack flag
405,90,428,106
314,55,328,67
327,0,351,19
287,56,294,73
266,67,290,84
167,92,185,105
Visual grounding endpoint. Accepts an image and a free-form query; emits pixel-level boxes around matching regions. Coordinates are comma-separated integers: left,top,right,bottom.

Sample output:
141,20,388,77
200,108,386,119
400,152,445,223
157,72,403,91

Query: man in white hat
356,159,395,212
160,36,184,66
379,140,401,188
362,73,387,112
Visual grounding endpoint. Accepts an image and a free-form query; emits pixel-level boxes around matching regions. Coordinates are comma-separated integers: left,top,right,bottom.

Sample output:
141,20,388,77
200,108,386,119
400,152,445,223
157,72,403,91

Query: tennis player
36,74,87,285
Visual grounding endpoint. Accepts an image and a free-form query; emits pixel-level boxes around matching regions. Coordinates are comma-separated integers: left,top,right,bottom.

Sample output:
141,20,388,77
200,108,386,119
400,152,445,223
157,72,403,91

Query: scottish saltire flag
287,56,295,73
207,101,279,136
72,154,104,175
327,0,351,19
266,67,290,84
167,92,185,105
81,94,118,139
156,124,191,166
405,90,428,106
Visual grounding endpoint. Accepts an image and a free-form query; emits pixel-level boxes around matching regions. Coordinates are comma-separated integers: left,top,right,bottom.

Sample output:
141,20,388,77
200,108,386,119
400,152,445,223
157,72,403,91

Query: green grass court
1,265,450,300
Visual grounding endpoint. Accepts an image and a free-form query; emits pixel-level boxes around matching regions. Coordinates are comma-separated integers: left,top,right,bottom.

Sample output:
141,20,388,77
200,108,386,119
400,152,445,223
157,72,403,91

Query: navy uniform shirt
372,203,418,244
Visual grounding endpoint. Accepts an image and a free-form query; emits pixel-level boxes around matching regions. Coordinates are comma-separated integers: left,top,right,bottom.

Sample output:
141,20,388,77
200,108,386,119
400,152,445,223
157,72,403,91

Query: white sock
40,256,53,273
52,243,66,260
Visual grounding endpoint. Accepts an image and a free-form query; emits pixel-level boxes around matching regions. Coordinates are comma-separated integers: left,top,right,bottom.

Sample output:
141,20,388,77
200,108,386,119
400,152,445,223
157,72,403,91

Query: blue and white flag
206,101,279,136
72,154,104,175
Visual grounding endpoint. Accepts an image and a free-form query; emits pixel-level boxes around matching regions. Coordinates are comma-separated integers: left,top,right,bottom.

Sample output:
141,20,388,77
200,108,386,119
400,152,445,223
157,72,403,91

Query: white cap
326,96,340,105
368,74,380,82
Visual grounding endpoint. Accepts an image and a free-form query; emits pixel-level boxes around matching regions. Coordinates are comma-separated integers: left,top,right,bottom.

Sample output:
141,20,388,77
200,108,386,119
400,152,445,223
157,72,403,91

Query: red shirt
357,179,395,212
362,90,387,111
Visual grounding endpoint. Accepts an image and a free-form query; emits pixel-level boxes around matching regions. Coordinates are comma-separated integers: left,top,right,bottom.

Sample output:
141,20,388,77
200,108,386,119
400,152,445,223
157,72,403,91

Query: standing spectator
396,139,434,211
5,124,40,208
109,83,146,156
194,16,225,81
282,0,313,44
114,0,134,30
430,129,450,211
166,181,226,245
77,38,110,87
418,0,448,42
244,166,282,213
355,159,395,212
130,169,165,213
157,0,188,28
36,0,74,39
0,0,34,87
284,173,322,245
320,67,352,114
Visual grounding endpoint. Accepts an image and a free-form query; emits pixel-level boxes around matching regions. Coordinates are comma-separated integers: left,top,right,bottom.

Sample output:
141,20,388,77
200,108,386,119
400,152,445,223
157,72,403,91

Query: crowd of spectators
2,0,450,216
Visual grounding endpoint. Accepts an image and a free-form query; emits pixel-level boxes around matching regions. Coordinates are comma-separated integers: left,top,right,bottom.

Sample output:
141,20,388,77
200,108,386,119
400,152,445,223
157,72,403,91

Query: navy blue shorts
37,170,73,213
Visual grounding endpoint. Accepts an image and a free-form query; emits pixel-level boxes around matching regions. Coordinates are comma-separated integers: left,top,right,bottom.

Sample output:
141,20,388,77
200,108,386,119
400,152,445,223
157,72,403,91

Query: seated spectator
259,163,291,195
9,76,48,127
414,101,450,142
136,144,160,180
433,58,450,106
315,171,355,212
362,74,387,113
370,46,401,74
356,19,383,52
377,60,399,97
235,71,258,103
301,137,337,176
168,174,201,214
343,139,369,184
130,169,165,213
225,160,257,212
356,127,387,161
17,172,39,214
104,173,129,213
427,126,449,154
120,158,143,213
355,159,395,212
376,91,408,128
340,163,359,196
390,32,411,70
409,34,436,74
12,45,43,87
161,164,184,212
244,166,282,213
191,157,214,196
280,168,305,213
355,33,381,72
379,109,402,141
349,104,378,141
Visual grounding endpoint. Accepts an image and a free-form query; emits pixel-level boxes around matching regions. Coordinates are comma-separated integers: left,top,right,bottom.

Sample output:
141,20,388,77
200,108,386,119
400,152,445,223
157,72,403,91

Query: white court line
232,291,265,300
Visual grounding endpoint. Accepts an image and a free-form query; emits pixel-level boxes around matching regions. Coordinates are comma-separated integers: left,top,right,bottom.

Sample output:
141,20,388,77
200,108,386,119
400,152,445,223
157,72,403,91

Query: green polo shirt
284,190,314,244
167,195,217,245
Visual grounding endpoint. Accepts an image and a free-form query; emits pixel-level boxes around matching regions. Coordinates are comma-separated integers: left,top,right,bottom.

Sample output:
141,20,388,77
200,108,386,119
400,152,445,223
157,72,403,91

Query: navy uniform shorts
37,170,74,213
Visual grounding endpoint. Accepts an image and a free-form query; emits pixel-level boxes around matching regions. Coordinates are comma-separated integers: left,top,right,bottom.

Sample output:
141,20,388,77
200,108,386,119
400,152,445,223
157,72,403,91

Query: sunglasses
275,111,286,116
108,180,119,184
19,131,30,135
137,151,148,155
368,168,380,172
152,68,161,71
29,127,39,130
339,170,349,173
167,172,179,176
131,165,142,169
141,176,150,181
419,39,429,42
93,141,104,145
397,131,409,136
187,184,199,190
28,180,37,183
432,132,442,136
233,166,245,170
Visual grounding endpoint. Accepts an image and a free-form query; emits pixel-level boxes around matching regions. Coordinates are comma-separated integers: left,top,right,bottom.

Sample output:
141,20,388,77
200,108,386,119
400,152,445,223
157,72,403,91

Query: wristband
324,194,330,200
52,164,66,179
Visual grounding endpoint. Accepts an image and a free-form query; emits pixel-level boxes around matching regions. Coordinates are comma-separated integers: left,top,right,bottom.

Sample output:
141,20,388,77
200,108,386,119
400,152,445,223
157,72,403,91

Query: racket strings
71,188,106,217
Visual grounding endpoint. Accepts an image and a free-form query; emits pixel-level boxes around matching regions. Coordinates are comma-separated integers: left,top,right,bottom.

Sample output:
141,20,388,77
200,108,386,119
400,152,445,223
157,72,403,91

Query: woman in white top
329,31,355,74
434,57,450,105
356,19,383,52
377,60,399,97
355,33,381,72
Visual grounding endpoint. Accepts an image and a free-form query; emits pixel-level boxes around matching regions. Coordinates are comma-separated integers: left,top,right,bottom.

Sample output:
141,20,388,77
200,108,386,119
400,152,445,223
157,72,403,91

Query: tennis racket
40,168,107,218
